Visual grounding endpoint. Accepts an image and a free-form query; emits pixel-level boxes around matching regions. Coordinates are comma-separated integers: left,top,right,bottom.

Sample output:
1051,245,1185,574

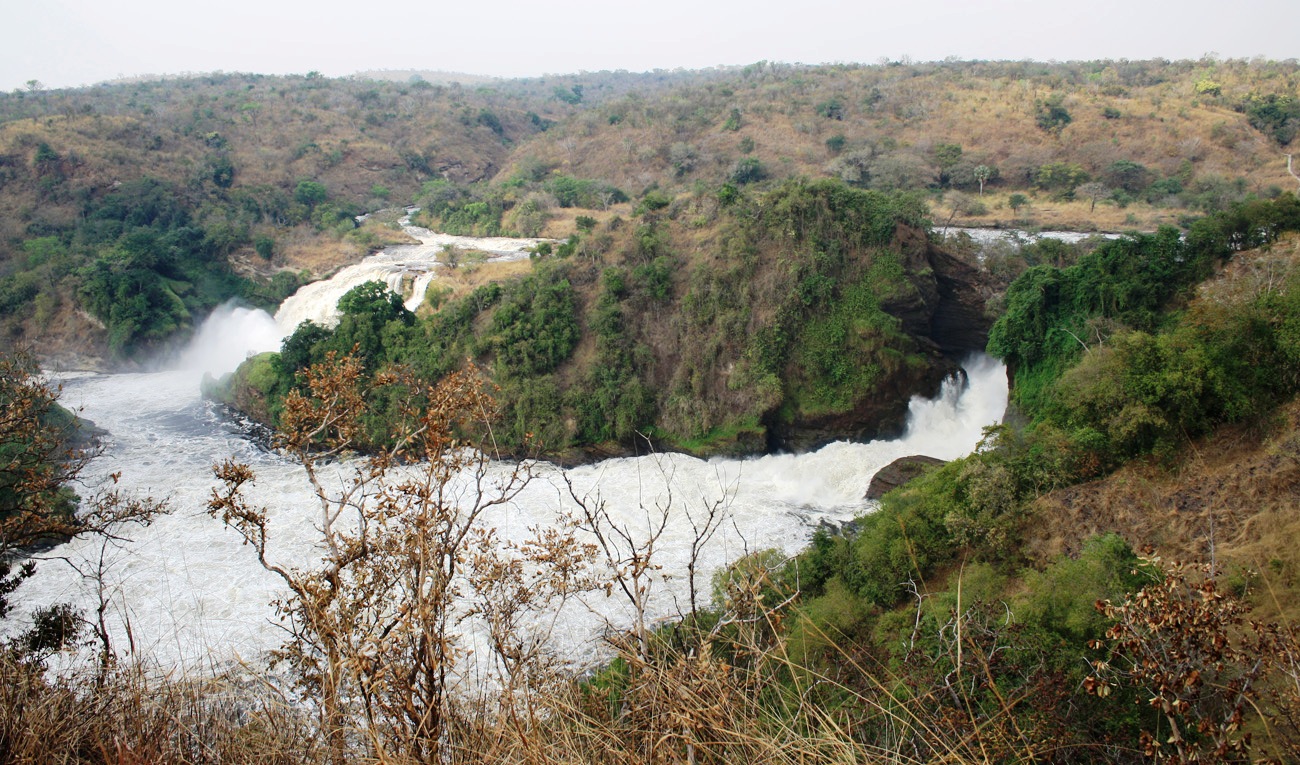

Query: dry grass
0,614,1055,765
509,60,1299,204
416,258,537,313
1026,397,1300,621
261,219,419,278
942,192,1187,232
0,657,320,765
539,203,635,239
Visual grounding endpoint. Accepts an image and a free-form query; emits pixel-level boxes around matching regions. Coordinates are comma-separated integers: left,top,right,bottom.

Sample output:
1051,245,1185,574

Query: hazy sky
4,0,1297,91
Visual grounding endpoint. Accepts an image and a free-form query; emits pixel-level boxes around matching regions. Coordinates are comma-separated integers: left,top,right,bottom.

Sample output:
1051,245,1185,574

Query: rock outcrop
928,248,994,354
202,352,281,428
865,455,947,500
770,228,992,452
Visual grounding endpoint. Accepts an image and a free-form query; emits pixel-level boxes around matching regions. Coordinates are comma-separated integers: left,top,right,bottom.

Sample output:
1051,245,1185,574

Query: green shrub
729,157,767,185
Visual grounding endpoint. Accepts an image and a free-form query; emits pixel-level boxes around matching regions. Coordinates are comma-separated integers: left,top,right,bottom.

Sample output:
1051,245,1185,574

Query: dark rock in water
865,455,946,500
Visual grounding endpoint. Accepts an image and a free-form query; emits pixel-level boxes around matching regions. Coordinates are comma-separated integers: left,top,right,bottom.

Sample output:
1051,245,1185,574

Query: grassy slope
505,59,1299,230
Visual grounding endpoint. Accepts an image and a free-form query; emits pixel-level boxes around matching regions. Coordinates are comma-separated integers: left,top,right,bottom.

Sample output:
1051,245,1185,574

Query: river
8,224,1009,673
274,211,544,329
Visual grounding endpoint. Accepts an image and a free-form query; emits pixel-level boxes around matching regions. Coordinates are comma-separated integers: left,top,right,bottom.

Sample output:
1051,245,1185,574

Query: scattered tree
728,157,767,185
1104,160,1154,194
294,180,328,208
827,148,875,187
1035,162,1090,200
815,98,844,120
1076,181,1111,211
1008,192,1029,215
669,142,698,177
722,108,741,131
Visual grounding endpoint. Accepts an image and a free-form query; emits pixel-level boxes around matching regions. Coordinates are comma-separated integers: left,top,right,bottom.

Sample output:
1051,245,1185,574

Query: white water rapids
274,214,546,329
10,258,1007,673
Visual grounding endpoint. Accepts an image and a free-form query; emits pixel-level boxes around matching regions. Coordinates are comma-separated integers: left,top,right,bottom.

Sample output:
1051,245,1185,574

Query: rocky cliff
767,225,992,452
214,181,995,461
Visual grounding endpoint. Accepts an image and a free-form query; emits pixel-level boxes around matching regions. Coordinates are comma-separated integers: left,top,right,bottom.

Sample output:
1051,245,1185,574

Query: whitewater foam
8,294,1007,673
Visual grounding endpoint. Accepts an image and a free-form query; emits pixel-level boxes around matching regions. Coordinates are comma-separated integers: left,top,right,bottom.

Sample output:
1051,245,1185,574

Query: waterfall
273,218,548,333
175,302,284,378
7,331,1006,672
7,238,1009,672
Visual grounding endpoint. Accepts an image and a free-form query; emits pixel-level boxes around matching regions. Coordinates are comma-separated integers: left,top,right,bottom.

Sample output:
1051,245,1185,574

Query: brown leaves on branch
1089,558,1300,764
208,351,593,764
1,348,164,625
0,349,89,556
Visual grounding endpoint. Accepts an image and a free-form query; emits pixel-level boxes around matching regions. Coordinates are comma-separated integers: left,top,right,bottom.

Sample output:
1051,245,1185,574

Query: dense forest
4,58,1300,764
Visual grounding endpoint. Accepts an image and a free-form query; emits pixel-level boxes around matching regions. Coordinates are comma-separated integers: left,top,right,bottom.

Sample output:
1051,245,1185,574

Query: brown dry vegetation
506,59,1299,202
417,258,536,311
1028,399,1300,614
941,192,1187,232
0,73,548,267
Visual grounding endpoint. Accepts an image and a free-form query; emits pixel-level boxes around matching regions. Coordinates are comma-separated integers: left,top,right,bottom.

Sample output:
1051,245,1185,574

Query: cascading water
274,217,547,331
9,285,1008,673
174,303,284,376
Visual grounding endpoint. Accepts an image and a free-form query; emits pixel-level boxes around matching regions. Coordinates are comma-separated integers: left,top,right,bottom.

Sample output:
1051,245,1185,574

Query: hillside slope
2,60,1298,363
1024,234,1300,610
214,179,992,459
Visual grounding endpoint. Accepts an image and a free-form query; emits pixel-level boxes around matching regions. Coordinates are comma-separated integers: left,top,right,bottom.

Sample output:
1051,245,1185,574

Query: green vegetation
216,178,959,458
10,59,1300,765
752,199,1300,763
1034,93,1073,133
972,197,1300,533
1242,92,1300,145
4,60,1300,361
0,353,80,540
0,168,312,358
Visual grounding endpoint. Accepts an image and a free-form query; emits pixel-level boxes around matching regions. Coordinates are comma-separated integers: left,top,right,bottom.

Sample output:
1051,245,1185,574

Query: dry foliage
209,352,602,763
1089,560,1300,764
0,654,320,765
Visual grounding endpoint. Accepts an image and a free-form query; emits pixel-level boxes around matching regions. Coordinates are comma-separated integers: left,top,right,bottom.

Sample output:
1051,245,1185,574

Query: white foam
274,217,550,333
9,315,1006,672
175,302,284,378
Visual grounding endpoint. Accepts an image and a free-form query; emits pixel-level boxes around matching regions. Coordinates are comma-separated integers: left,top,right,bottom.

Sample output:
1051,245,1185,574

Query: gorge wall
214,180,995,460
